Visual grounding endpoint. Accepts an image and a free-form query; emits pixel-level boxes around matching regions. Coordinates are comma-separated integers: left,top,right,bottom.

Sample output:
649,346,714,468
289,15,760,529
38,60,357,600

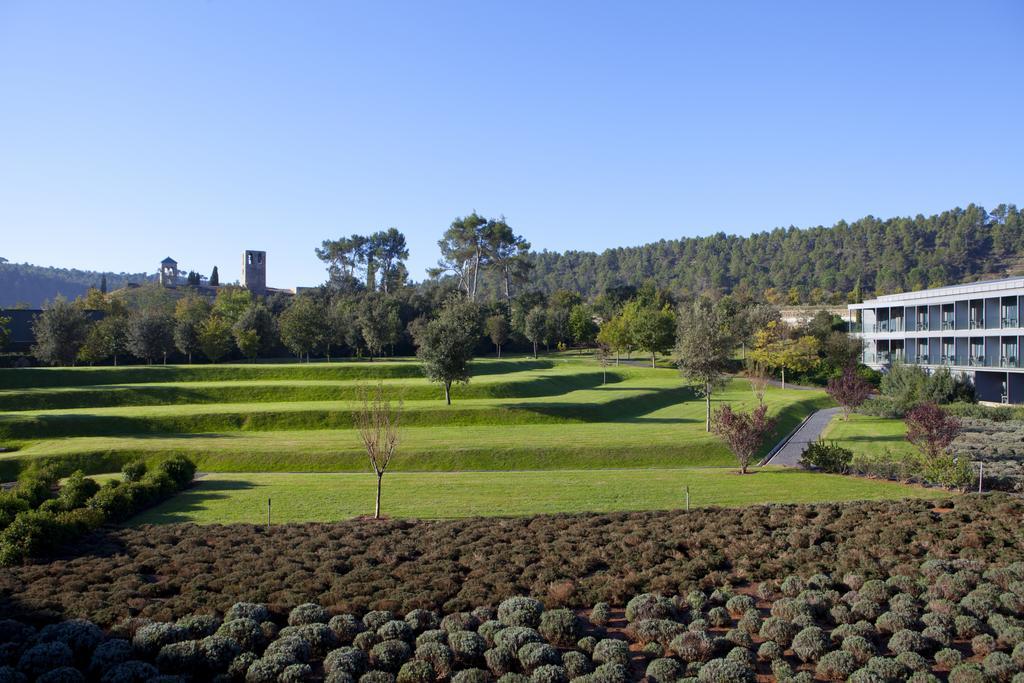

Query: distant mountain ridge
0,260,152,308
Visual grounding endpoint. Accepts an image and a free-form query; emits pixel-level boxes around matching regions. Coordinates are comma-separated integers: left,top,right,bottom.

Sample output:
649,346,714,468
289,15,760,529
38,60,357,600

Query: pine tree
209,266,220,287
99,274,107,294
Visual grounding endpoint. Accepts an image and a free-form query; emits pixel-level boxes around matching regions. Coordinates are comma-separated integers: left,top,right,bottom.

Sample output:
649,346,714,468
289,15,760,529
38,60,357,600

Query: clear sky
1,1,1021,289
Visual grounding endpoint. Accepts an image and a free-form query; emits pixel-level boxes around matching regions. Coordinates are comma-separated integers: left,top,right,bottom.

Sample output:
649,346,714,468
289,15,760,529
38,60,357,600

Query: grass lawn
1,360,830,477
821,413,914,458
130,467,948,524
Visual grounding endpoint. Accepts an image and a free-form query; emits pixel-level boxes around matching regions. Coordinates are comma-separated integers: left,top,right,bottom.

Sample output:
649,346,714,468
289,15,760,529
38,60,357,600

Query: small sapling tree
675,299,735,432
711,403,776,474
905,402,969,489
357,382,401,519
417,297,481,404
486,313,509,358
826,365,873,420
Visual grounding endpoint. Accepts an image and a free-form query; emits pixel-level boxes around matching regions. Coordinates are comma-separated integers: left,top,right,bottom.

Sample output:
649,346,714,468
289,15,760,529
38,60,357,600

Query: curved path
763,407,841,466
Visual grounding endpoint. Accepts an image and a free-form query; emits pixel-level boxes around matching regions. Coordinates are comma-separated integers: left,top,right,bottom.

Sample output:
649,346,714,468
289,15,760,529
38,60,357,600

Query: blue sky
1,1,1021,289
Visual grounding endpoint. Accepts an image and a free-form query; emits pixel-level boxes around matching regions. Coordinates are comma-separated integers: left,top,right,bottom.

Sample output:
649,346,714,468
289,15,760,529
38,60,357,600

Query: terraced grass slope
0,357,829,478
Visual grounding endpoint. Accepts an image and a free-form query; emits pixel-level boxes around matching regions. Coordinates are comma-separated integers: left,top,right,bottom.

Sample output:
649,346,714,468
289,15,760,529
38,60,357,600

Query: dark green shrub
225,603,270,623
448,631,486,666
360,672,397,683
632,619,685,647
378,621,414,643
89,639,133,675
972,633,997,657
800,440,853,473
442,612,480,633
815,649,857,681
561,651,591,679
841,635,875,664
576,636,597,655
756,641,782,661
415,642,453,680
518,642,560,672
280,663,313,682
156,639,205,675
670,632,714,663
498,598,543,628
494,627,542,652
132,622,188,657
288,603,328,626
497,675,528,683
355,632,382,651
888,629,927,655
625,594,676,622
865,656,909,681
530,664,567,683
645,657,682,683
36,619,103,662
935,647,962,669
478,621,505,648
451,668,492,683
364,611,396,631
216,619,266,653
404,609,439,634
589,662,628,683
724,595,755,616
176,614,220,639
484,646,516,677
415,630,447,648
279,623,339,656
982,651,1017,682
100,660,160,682
590,603,610,628
705,607,729,628
591,639,627,667
331,615,366,644
695,657,753,683
758,618,797,648
17,642,72,678
539,609,579,647
370,640,412,672
896,651,929,672
121,461,147,483
156,456,196,489
396,659,435,683
324,647,369,677
36,667,85,682
947,663,988,683
791,626,828,662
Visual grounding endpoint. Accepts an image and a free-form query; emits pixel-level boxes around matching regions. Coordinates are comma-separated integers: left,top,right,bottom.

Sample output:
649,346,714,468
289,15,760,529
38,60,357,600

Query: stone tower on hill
243,250,267,295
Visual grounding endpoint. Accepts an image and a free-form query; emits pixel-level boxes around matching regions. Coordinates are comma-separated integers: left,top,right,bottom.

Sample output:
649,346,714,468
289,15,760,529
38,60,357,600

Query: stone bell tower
243,250,267,296
159,257,179,287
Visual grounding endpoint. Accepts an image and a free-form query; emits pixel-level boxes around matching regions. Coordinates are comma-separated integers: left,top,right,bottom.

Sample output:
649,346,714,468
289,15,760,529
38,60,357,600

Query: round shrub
36,619,103,661
758,618,798,648
361,671,398,683
17,642,73,678
451,668,493,683
633,619,685,647
948,663,988,683
175,614,221,639
36,667,85,683
670,632,714,664
498,598,544,628
590,603,611,628
562,651,591,679
625,594,675,622
922,625,952,648
356,632,383,651
442,613,481,634
591,639,628,667
495,627,543,653
288,603,328,626
725,646,755,670
841,635,875,664
331,615,367,644
791,626,828,663
589,662,628,683
497,675,529,683
983,651,1017,682
724,629,751,650
896,652,929,673
852,600,884,622
280,623,339,657
132,622,188,657
780,575,804,598
876,611,916,634
415,642,453,680
325,646,369,677
416,630,447,648
695,658,753,683
955,615,986,640
156,640,205,675
934,647,963,669
518,642,560,672
539,609,579,647
228,653,259,680
484,646,517,677
725,595,755,616
216,619,266,653
371,640,413,672
972,633,998,657
530,664,567,683
865,656,909,681
756,640,782,662
645,657,682,683
1013,642,1024,667
576,636,597,655
396,659,435,683
888,629,927,655
448,631,486,666
225,603,270,624
473,607,497,623
378,621,414,643
0,667,26,683
404,610,439,634
99,660,160,683
365,612,396,632
815,650,857,681
479,621,506,648
89,639,133,675
705,607,729,628
736,611,761,636
859,580,890,604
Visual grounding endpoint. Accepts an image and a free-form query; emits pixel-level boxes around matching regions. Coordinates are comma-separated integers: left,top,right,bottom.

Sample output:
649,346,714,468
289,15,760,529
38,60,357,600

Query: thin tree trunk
375,473,382,519
651,352,656,368
781,367,786,390
705,387,712,433
444,382,451,405
533,341,537,359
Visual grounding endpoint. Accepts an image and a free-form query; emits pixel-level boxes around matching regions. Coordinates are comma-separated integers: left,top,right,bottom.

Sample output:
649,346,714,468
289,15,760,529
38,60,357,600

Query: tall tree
99,274,107,294
316,234,369,286
597,314,630,364
234,328,260,363
359,294,401,360
126,310,174,364
675,299,736,432
748,321,819,389
417,297,481,404
568,304,597,352
356,383,401,519
626,301,676,367
212,286,252,326
523,306,547,359
485,313,509,358
483,218,531,309
31,298,90,366
78,315,128,366
369,228,409,294
279,296,323,362
209,266,219,287
429,212,489,301
0,314,9,351
174,296,212,364
233,302,277,356
198,315,233,363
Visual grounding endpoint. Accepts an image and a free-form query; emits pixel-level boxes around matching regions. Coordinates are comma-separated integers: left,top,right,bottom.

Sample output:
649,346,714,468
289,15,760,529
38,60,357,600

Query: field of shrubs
0,495,1021,680
1,550,1023,681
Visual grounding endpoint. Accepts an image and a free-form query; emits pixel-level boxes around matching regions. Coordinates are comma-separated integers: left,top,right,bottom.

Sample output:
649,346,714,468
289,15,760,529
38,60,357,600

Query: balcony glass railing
941,320,955,330
1002,316,1019,329
969,319,984,330
1000,356,1020,368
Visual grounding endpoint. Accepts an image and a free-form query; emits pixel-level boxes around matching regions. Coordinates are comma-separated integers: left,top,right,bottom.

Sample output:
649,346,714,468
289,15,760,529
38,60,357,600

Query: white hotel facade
848,277,1024,405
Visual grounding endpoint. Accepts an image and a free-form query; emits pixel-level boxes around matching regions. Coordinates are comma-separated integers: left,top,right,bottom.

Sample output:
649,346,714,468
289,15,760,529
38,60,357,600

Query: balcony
872,321,905,333
968,319,984,330
1001,356,1020,368
1002,316,1019,329
941,320,955,331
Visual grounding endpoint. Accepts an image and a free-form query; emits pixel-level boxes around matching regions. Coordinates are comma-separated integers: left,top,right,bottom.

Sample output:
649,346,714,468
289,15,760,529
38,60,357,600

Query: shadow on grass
128,479,260,525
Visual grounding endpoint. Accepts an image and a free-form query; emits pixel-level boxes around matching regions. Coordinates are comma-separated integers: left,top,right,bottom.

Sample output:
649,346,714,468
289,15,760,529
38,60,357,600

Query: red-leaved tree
712,403,777,474
905,402,961,462
826,366,873,420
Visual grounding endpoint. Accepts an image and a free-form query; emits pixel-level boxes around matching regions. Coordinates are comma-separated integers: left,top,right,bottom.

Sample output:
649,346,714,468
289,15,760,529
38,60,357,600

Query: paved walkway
763,407,842,466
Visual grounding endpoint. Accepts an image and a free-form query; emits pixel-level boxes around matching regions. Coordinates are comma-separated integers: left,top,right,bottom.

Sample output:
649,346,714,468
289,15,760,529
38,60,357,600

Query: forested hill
0,261,152,308
517,204,1023,303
